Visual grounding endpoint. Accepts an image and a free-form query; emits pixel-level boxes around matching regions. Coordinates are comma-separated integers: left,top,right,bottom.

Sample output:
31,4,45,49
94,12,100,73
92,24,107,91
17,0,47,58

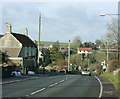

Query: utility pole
106,36,109,67
38,14,41,65
87,53,89,67
81,53,82,67
68,40,70,72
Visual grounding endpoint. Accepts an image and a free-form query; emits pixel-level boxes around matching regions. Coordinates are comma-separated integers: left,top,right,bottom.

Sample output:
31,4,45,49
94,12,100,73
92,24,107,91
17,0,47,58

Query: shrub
96,64,102,74
107,59,120,73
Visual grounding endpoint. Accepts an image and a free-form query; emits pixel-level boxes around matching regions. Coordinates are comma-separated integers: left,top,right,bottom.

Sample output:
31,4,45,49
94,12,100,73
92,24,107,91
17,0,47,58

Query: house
77,48,92,55
42,44,53,50
0,24,38,74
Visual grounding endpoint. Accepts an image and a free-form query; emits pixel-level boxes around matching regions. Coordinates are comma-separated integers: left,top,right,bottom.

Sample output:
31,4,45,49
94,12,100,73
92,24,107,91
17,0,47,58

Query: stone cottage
0,24,38,74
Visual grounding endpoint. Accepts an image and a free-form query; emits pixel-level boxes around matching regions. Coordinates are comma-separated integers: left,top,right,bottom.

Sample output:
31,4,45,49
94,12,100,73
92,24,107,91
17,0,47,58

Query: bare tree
102,18,118,49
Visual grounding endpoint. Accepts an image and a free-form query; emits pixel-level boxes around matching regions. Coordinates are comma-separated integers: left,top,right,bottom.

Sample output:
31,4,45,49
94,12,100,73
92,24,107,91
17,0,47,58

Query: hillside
38,41,69,48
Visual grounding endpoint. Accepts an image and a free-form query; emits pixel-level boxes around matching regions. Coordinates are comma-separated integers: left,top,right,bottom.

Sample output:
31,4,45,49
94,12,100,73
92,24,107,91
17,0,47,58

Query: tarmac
1,73,119,98
1,72,64,85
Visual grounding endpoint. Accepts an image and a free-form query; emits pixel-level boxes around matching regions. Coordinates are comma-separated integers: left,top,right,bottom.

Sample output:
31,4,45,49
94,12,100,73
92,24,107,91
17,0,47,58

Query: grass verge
101,72,120,98
101,72,118,89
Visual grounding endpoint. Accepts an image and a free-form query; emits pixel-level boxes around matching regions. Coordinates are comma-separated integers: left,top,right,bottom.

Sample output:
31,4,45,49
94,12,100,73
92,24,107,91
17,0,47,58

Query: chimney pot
24,28,28,36
6,24,12,33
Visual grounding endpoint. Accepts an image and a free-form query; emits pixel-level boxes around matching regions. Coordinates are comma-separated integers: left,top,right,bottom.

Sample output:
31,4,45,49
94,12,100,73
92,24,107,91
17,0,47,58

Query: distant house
42,44,53,49
77,48,92,55
0,24,38,74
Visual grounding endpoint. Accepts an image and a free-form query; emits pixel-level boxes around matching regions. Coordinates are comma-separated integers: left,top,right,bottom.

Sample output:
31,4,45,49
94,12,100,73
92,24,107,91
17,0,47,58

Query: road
2,74,101,98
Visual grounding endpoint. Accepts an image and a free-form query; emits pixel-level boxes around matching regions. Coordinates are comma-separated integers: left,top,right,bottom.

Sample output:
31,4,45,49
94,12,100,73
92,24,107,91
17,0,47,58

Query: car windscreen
82,69,90,71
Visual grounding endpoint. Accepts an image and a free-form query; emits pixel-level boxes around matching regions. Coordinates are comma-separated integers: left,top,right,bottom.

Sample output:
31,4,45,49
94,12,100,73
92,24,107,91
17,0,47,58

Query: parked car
81,69,91,76
11,71,22,77
28,71,35,75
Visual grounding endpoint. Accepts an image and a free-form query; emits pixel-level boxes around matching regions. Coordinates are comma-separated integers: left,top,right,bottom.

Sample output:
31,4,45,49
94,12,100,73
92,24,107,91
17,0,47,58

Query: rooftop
12,33,37,47
79,48,92,51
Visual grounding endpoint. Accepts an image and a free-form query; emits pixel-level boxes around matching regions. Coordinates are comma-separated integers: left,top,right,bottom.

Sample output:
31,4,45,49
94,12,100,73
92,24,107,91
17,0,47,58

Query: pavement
97,76,119,98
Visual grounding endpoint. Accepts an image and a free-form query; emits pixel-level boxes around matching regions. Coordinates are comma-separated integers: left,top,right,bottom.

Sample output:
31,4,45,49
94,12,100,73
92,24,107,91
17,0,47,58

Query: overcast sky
1,0,119,43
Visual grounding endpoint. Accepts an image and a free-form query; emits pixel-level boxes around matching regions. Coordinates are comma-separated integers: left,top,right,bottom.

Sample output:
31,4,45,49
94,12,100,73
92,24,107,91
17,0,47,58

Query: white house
77,48,92,55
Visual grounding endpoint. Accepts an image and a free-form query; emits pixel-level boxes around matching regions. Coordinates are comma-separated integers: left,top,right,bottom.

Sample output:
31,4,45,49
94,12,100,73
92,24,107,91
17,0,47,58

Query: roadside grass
101,72,120,97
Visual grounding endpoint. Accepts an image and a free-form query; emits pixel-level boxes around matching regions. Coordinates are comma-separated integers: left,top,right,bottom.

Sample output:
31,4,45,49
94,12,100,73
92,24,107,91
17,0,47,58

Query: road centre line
65,78,68,80
30,88,46,95
50,82,58,87
25,95,29,97
95,76,103,98
30,78,69,95
59,80,65,83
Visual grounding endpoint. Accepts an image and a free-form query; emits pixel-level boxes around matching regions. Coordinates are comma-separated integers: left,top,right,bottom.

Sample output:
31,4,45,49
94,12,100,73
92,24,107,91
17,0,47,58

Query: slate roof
12,33,37,47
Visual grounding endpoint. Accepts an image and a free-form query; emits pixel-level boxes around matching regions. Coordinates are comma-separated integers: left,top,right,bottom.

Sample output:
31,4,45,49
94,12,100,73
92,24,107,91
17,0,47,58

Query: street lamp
100,13,107,16
100,13,120,16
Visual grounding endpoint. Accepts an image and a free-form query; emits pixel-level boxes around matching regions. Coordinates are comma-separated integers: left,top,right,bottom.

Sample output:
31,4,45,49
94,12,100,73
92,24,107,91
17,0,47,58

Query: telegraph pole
68,40,70,72
38,14,41,65
106,36,109,67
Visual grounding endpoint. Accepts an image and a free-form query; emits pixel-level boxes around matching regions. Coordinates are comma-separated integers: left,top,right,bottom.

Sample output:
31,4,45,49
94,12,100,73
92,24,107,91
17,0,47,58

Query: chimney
24,28,28,36
6,24,12,33
34,40,37,44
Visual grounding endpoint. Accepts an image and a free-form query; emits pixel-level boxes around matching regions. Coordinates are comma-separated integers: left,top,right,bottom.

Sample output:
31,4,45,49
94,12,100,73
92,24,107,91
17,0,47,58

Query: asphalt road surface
2,74,102,98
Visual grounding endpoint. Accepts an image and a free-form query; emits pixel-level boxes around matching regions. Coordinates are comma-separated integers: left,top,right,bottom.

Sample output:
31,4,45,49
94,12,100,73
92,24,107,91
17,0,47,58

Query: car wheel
12,73,15,77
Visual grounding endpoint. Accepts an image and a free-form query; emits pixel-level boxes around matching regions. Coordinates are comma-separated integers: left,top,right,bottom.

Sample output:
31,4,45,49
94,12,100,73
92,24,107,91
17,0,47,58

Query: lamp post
68,40,70,72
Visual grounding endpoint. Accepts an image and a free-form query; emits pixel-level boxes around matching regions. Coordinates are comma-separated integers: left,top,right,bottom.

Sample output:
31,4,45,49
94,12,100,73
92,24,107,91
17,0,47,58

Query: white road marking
25,95,29,97
30,88,46,95
65,78,68,80
59,80,64,83
50,82,58,87
95,76,103,98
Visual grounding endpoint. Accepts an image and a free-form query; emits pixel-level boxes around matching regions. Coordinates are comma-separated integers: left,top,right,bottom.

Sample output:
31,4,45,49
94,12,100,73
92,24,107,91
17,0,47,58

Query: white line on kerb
50,82,58,87
30,88,46,95
95,76,103,98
